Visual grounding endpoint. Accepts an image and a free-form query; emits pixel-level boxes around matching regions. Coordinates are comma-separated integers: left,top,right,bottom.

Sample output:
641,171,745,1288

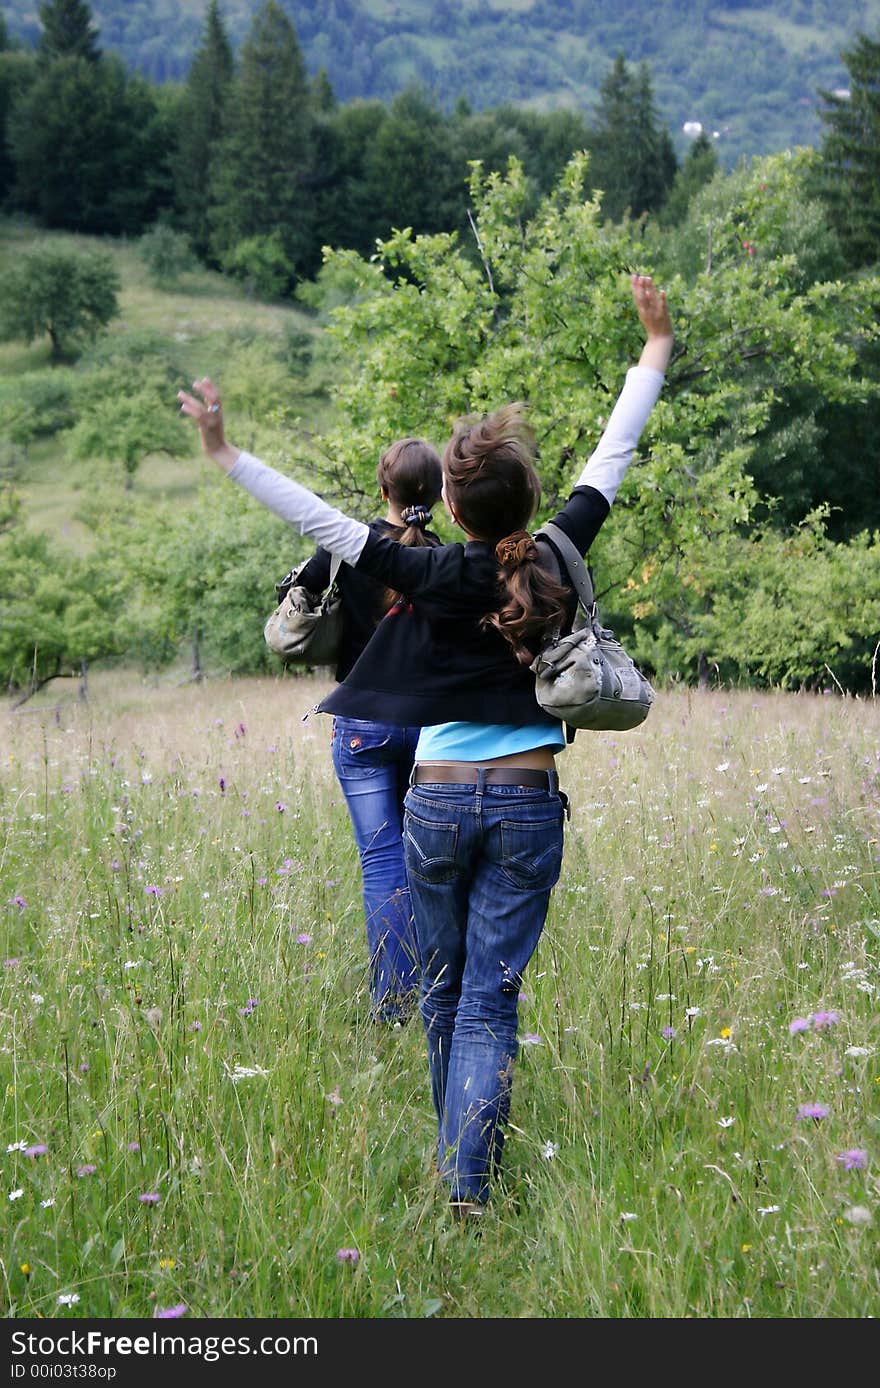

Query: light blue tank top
415,721,565,761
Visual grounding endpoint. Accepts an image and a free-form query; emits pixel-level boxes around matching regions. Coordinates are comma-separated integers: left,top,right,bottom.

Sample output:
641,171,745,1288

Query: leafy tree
362,87,461,238
0,48,35,204
9,54,173,233
138,224,196,287
37,0,100,64
660,131,718,226
67,383,192,488
0,528,130,697
0,245,119,360
210,0,314,282
174,0,235,257
815,32,880,268
305,153,879,686
589,57,677,222
221,230,292,299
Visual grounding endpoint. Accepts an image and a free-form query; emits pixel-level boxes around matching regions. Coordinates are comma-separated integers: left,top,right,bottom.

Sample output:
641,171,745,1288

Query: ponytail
482,529,569,666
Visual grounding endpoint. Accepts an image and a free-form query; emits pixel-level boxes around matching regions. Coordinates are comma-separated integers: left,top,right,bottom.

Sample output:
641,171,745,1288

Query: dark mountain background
1,0,877,161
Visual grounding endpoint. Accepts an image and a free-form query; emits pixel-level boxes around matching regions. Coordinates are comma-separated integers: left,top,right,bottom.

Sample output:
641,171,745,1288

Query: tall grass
1,676,878,1318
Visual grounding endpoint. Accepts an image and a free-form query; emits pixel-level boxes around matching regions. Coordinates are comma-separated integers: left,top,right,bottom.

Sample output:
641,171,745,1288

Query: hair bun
401,504,432,529
495,530,539,568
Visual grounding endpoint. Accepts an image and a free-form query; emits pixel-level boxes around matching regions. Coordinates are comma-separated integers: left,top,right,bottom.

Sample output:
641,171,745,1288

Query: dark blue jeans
331,716,421,1021
403,771,565,1203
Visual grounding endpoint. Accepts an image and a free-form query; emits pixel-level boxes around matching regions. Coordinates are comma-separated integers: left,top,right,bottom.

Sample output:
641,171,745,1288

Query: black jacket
317,484,609,728
296,519,440,682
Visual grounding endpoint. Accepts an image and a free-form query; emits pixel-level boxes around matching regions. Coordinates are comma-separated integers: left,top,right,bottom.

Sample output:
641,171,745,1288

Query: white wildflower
542,1141,559,1161
8,1189,23,1201
758,1205,780,1216
716,1116,735,1128
57,1293,80,1306
842,1206,872,1227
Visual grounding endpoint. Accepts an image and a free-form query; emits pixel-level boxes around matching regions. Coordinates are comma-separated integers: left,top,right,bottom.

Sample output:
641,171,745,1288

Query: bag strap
535,521,595,615
292,550,343,589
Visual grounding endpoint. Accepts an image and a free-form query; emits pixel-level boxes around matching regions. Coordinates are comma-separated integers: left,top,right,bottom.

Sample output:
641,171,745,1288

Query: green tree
589,56,677,222
0,529,130,698
210,0,314,283
37,0,100,64
9,54,172,233
815,32,880,268
174,0,235,258
0,245,119,360
138,223,196,287
306,154,879,686
660,131,718,226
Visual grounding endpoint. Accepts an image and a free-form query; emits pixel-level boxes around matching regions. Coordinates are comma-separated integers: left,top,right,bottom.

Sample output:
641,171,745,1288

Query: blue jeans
403,771,565,1203
331,717,421,1021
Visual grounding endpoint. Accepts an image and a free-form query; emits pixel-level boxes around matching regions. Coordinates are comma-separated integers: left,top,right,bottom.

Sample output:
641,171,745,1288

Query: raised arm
544,275,672,555
177,379,370,565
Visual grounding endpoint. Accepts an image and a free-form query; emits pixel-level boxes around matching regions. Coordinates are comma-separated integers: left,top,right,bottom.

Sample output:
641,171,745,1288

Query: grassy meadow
0,674,878,1318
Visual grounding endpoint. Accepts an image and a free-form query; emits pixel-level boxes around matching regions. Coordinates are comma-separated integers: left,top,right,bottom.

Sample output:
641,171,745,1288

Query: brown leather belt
412,763,554,788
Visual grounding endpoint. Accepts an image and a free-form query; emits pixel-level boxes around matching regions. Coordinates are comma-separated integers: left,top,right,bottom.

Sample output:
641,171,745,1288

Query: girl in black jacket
295,440,442,1023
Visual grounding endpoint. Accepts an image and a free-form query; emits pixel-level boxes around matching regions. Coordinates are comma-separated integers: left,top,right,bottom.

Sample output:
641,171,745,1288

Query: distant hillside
3,0,879,162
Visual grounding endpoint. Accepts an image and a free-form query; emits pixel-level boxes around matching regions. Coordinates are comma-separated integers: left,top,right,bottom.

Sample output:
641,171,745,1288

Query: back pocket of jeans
404,812,459,883
499,818,563,890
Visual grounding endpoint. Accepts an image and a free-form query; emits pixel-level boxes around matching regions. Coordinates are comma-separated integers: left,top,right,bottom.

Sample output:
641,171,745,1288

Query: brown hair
376,437,442,609
443,404,569,665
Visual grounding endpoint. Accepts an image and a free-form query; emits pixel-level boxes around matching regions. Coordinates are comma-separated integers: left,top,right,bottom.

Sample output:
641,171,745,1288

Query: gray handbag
531,522,655,731
263,552,344,666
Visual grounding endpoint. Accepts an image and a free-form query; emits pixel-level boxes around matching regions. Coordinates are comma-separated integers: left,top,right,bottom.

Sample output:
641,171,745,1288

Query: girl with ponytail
294,438,443,1024
180,275,674,1216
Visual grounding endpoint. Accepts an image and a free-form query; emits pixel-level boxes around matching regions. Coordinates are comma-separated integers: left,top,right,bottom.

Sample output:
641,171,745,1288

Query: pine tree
37,0,100,64
661,130,719,226
816,32,880,268
589,56,677,222
210,0,315,283
175,0,234,257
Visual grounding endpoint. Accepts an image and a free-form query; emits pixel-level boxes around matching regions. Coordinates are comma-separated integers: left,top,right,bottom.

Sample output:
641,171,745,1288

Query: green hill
2,0,880,162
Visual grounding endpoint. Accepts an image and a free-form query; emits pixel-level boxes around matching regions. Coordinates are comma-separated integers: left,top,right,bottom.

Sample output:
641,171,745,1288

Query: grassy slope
0,221,328,551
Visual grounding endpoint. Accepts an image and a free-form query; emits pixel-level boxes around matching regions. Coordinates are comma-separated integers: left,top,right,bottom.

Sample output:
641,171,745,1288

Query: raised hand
631,274,672,341
177,378,240,472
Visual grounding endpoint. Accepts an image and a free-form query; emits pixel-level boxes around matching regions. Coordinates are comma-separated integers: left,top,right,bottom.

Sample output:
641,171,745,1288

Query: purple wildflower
238,998,258,1017
138,1193,161,1205
144,885,164,898
788,1017,811,1035
78,1063,89,1074
835,1149,868,1171
662,1025,676,1040
811,1010,839,1031
76,1164,97,1177
127,1142,141,1152
24,1144,47,1158
188,1021,202,1034
296,932,313,945
275,801,287,813
796,1102,829,1123
520,1033,543,1046
155,1304,188,1319
219,776,226,794
8,895,26,910
235,723,247,739
3,958,21,969
336,1248,360,1264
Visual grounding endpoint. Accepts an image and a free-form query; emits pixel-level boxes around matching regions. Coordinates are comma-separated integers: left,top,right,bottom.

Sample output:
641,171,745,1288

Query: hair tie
496,530,538,569
401,505,432,529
